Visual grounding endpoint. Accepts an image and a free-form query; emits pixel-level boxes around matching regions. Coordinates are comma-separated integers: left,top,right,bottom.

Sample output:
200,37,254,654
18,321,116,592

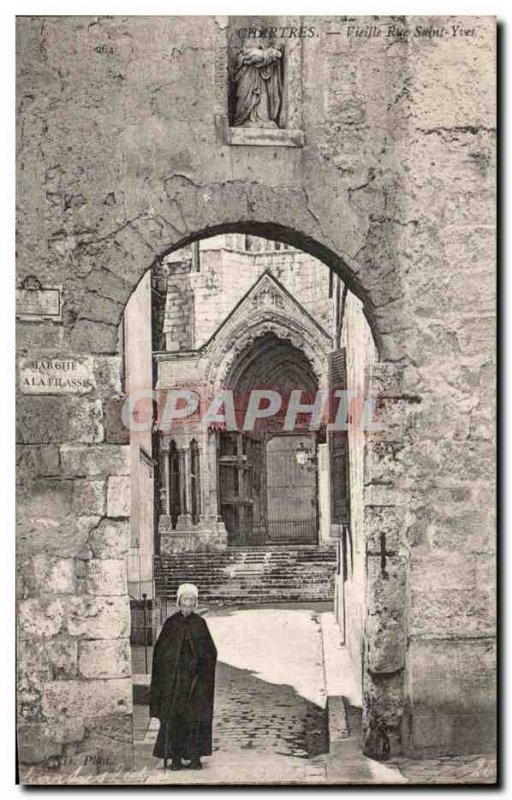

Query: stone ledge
159,526,228,555
219,118,305,148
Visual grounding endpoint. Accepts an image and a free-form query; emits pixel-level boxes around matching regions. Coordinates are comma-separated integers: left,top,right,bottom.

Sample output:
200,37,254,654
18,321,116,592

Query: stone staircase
154,544,337,604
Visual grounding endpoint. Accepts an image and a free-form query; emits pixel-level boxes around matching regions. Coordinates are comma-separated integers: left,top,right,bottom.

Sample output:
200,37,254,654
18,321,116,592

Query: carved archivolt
203,274,332,392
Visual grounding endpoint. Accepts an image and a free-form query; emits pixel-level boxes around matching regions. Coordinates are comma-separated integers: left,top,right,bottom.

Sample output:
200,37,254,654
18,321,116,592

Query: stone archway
103,196,408,760
60,179,407,363
18,184,413,769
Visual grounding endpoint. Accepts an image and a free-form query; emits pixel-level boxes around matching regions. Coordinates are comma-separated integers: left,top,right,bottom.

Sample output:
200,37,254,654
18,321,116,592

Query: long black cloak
149,610,217,759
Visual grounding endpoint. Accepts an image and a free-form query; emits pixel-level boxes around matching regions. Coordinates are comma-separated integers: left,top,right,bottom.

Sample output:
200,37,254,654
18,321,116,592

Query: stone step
158,547,336,555
156,574,334,580
162,548,336,551
155,561,336,568
156,571,334,587
154,544,335,603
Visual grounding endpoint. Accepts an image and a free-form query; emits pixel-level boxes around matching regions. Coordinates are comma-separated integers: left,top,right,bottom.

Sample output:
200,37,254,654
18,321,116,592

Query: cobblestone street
207,607,328,758
129,605,411,785
21,606,496,785
133,606,330,782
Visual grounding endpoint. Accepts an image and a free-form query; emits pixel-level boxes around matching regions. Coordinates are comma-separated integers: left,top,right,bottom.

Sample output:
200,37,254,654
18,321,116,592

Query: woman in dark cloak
149,583,217,771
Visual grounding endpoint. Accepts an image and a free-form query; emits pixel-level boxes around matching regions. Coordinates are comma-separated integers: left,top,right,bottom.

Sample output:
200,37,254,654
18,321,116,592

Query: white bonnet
176,583,198,606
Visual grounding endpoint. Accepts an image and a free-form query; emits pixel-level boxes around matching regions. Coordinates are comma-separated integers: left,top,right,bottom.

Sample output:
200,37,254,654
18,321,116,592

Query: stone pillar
207,430,222,521
179,448,187,517
163,446,170,516
184,446,192,518
361,362,415,760
176,446,192,530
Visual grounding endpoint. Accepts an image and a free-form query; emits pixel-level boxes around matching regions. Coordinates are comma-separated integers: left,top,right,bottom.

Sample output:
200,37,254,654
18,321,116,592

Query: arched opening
123,228,378,760
218,332,320,547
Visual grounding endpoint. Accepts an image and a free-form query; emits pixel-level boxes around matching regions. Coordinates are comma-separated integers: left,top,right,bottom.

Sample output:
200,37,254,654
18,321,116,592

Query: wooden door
266,434,317,544
218,432,254,546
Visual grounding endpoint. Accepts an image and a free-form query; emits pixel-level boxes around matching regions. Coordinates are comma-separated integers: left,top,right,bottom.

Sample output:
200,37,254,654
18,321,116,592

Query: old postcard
16,15,496,785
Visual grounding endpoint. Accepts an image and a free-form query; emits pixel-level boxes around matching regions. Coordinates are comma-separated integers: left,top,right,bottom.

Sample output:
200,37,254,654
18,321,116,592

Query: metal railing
267,518,317,544
126,550,188,673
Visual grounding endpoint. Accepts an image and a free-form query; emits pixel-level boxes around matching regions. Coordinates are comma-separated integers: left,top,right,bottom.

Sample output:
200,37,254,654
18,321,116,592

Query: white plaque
18,357,96,395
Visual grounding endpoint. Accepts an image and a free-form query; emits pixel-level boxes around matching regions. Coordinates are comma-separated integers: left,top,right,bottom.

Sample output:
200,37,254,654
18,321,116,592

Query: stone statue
233,46,283,128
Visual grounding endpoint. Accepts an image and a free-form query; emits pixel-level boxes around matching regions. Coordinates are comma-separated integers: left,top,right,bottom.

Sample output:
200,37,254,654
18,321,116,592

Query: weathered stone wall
17,437,133,769
16,14,495,772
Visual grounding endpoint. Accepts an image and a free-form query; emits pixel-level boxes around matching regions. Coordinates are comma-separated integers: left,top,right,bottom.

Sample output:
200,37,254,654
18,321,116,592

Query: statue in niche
233,46,283,128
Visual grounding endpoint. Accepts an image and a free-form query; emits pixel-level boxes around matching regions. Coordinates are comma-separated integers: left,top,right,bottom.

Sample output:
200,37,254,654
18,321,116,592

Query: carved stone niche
220,17,305,147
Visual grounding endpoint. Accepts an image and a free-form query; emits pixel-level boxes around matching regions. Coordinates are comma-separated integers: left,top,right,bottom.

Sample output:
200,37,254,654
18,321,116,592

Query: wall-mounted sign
18,357,96,395
16,276,62,322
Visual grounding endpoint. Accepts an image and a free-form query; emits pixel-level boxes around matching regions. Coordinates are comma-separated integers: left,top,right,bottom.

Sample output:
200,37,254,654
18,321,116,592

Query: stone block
65,713,134,774
41,678,132,721
18,636,79,683
405,636,496,756
107,476,131,517
85,269,131,307
17,515,100,558
17,396,104,444
407,636,496,715
363,669,404,759
159,523,228,554
85,559,127,596
366,556,407,673
18,478,74,519
365,506,406,554
70,320,119,354
65,595,130,639
366,439,406,486
407,438,494,487
104,396,130,444
78,638,131,678
93,356,123,398
470,363,495,440
17,722,63,765
17,643,49,725
364,485,410,508
18,598,64,638
72,480,106,516
371,396,421,440
16,445,60,478
49,716,86,746
46,637,80,679
369,362,405,397
413,498,495,555
17,686,42,724
410,551,495,636
89,519,130,559
411,395,475,442
23,555,76,595
17,397,72,445
60,444,130,478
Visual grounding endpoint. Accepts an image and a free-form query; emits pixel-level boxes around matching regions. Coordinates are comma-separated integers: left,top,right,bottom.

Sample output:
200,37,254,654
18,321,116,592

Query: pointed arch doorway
217,332,323,547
